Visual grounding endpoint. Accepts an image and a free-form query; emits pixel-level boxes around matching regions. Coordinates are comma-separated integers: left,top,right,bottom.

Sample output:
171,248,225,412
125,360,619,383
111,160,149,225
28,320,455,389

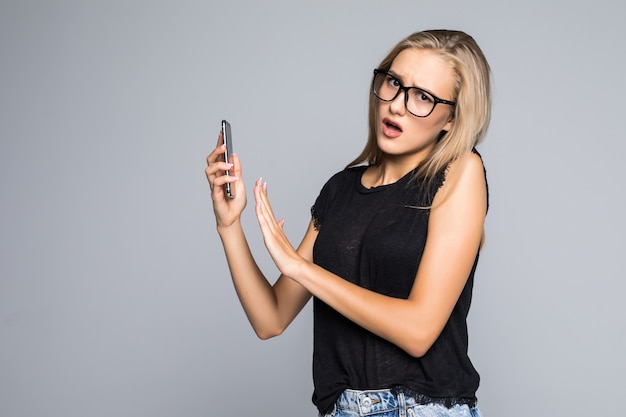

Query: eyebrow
386,69,440,98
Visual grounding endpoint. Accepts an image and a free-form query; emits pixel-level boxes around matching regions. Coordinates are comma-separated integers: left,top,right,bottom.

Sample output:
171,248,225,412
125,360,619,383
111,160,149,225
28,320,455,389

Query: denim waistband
332,387,478,416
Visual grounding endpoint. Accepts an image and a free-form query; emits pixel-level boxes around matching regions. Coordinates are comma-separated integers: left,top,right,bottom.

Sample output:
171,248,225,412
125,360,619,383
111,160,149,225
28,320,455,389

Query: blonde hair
348,30,491,183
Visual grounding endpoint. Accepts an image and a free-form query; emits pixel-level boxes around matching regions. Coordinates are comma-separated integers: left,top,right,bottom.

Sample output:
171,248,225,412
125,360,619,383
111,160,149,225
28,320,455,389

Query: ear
442,114,455,132
437,115,454,142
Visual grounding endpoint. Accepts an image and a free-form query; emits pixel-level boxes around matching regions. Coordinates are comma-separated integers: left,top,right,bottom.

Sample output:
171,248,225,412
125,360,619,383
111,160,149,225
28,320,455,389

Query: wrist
286,257,312,286
216,219,243,236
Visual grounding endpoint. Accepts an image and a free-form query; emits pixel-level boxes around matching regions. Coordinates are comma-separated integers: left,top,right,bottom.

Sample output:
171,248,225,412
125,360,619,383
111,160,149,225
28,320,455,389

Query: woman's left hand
253,178,305,279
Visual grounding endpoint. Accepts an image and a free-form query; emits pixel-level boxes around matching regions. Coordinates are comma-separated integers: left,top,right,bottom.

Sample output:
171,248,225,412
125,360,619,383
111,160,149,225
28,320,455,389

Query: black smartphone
221,119,234,198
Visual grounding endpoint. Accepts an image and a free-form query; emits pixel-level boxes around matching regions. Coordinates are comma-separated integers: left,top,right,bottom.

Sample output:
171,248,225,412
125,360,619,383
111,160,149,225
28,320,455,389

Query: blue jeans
319,388,483,417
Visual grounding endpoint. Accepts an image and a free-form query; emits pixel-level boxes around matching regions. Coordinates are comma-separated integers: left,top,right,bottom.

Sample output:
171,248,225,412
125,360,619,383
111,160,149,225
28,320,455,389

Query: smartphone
221,119,234,198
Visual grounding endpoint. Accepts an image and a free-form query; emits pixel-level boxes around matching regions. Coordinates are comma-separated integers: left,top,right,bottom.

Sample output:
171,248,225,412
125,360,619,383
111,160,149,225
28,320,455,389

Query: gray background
1,1,624,416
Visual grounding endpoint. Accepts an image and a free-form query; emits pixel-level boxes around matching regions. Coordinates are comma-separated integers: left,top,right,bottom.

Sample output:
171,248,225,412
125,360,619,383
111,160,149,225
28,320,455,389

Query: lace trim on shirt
311,205,322,231
391,386,477,409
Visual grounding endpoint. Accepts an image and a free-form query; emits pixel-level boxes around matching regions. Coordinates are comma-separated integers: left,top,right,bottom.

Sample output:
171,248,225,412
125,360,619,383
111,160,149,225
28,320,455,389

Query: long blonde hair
348,30,492,183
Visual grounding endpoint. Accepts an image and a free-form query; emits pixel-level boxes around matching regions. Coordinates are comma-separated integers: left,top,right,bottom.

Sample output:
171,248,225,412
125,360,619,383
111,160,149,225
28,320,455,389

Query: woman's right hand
205,131,246,228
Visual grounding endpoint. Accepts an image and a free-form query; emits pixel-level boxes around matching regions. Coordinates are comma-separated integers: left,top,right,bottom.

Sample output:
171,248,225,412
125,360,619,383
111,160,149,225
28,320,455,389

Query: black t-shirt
310,161,485,414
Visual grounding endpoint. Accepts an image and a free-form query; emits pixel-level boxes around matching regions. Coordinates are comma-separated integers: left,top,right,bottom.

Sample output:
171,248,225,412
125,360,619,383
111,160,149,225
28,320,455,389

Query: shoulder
434,150,488,214
456,150,485,176
446,149,485,177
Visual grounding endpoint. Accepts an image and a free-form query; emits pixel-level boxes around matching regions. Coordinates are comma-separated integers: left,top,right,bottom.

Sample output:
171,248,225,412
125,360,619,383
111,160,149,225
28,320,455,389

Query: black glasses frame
372,69,456,118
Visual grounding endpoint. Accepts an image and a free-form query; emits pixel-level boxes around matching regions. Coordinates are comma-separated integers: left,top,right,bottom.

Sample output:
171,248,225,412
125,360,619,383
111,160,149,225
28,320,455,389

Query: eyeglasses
372,69,456,117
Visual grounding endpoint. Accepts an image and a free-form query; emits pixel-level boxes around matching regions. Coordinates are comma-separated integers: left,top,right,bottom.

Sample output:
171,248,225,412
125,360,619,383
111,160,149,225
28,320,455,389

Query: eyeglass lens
373,72,437,117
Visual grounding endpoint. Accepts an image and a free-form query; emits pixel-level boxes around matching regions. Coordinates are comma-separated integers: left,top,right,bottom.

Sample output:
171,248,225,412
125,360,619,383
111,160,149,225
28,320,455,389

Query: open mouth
383,118,402,134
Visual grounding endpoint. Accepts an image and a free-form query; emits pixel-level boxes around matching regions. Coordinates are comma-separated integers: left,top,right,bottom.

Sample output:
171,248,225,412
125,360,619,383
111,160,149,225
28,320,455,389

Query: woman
206,29,491,417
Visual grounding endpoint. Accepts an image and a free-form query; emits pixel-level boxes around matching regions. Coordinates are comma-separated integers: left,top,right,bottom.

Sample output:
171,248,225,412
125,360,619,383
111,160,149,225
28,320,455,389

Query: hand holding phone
221,119,234,198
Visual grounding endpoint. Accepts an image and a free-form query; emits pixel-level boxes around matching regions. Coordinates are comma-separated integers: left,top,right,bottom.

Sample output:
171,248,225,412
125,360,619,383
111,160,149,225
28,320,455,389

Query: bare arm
254,152,487,356
206,134,312,339
217,220,314,339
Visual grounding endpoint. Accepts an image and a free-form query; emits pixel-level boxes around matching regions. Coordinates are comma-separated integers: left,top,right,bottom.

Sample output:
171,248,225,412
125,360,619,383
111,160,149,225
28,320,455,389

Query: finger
227,153,243,195
206,132,233,180
205,160,233,179
206,144,226,168
254,179,274,226
254,180,284,240
207,130,229,166
205,160,234,192
254,179,276,223
206,156,235,195
230,153,242,177
210,169,238,195
257,178,275,222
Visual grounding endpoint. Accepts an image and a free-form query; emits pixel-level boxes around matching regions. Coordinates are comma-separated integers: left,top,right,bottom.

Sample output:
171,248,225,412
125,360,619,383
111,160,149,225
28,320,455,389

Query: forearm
217,222,285,339
295,261,435,357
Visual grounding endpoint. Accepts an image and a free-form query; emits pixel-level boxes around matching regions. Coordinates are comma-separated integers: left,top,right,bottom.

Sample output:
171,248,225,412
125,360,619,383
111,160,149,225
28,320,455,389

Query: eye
410,88,434,103
385,75,400,88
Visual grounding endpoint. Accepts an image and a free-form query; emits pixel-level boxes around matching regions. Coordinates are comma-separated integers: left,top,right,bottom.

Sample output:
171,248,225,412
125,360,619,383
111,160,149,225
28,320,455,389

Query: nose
389,89,407,116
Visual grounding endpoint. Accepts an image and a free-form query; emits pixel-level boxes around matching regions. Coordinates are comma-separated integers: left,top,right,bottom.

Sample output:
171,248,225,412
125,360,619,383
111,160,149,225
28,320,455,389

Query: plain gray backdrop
1,1,624,416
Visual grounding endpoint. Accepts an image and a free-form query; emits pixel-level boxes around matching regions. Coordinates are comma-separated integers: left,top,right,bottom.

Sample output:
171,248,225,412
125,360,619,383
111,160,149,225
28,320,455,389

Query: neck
363,158,416,189
373,163,410,186
375,148,430,183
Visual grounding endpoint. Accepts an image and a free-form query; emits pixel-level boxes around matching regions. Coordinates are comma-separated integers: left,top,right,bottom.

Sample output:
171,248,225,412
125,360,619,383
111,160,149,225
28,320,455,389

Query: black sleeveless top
310,158,486,415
